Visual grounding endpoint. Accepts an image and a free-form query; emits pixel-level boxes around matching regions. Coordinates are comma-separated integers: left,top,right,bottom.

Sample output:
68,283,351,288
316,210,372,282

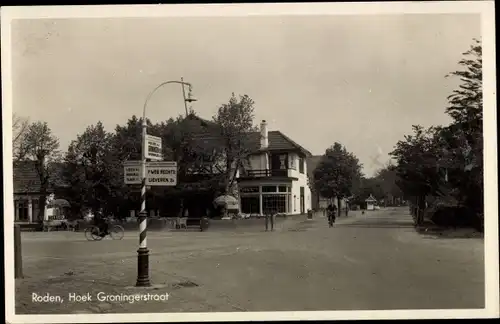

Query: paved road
15,208,484,314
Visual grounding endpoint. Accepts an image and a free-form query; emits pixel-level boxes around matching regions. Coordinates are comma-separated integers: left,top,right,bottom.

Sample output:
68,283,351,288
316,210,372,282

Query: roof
189,115,312,157
13,161,41,193
365,194,377,202
13,160,68,194
235,131,312,157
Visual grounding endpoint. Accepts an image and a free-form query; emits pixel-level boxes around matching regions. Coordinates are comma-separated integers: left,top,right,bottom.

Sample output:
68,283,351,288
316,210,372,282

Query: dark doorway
300,186,305,214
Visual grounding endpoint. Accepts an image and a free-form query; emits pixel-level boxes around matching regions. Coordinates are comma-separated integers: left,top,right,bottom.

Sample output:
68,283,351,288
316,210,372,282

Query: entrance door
300,187,305,214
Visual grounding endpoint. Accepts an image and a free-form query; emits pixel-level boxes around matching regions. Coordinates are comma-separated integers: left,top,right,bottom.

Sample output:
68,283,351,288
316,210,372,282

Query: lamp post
181,77,197,117
136,79,196,287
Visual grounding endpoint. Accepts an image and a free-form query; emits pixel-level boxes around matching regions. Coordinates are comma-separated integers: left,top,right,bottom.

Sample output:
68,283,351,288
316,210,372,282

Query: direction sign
146,161,177,186
145,134,162,160
123,161,178,186
123,161,141,184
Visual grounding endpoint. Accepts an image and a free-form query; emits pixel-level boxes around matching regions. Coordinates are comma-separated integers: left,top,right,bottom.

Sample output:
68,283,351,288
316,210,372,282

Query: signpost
146,161,177,186
145,134,163,160
135,79,195,288
123,161,141,185
123,161,177,186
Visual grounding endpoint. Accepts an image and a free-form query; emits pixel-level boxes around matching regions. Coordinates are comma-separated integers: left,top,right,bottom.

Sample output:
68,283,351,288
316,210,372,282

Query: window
289,155,296,170
17,200,29,221
278,185,287,193
240,186,259,194
299,157,305,174
279,154,287,170
293,195,297,212
261,186,277,193
241,196,260,214
262,194,287,214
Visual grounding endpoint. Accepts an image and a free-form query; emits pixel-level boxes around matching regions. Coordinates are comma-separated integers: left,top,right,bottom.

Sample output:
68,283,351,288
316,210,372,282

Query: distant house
306,155,348,211
365,194,377,211
13,161,68,224
235,120,313,215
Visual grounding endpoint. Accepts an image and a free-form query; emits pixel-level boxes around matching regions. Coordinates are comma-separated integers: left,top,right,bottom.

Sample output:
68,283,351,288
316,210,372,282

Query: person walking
265,209,276,231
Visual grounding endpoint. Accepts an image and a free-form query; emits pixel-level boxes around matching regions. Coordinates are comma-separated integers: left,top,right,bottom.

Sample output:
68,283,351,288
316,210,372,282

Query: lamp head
185,83,197,103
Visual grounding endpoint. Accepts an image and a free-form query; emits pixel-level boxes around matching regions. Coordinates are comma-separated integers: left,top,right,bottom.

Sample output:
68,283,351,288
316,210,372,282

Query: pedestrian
265,210,275,231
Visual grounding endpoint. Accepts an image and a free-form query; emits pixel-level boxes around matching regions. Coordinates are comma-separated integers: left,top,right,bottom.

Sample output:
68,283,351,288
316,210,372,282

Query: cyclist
327,203,337,227
94,210,110,237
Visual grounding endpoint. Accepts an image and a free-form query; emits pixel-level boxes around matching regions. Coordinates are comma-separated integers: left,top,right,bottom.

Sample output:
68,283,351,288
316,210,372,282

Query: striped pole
136,119,151,287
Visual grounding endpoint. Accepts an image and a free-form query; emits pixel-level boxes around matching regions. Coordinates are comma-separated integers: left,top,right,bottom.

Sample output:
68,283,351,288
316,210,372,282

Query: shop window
240,196,260,214
262,194,287,214
262,186,277,193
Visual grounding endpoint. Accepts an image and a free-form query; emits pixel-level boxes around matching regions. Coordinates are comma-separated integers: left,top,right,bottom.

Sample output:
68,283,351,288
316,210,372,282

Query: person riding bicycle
94,210,110,237
327,203,337,226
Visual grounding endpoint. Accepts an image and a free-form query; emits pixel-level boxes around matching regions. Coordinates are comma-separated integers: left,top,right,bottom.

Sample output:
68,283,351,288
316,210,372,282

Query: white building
236,120,313,216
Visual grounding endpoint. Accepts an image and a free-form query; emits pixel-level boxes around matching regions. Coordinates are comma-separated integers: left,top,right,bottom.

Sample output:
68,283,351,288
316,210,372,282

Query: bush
430,206,481,228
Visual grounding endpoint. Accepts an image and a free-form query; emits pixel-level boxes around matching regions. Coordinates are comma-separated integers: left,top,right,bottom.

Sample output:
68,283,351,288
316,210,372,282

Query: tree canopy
389,39,483,228
313,142,363,214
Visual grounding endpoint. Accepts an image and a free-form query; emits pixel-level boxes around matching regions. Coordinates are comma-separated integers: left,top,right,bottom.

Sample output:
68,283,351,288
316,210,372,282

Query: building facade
13,161,66,224
236,120,313,216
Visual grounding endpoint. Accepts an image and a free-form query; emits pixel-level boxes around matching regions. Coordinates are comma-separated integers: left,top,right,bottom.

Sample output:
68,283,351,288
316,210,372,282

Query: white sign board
146,161,177,186
145,134,163,160
123,161,177,186
123,161,141,184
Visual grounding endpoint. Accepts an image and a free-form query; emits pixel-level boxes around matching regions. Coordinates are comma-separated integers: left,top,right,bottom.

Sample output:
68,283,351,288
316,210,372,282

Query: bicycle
84,224,125,241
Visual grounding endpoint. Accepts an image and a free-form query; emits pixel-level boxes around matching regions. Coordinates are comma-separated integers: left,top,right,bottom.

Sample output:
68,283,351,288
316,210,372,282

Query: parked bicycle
84,224,124,241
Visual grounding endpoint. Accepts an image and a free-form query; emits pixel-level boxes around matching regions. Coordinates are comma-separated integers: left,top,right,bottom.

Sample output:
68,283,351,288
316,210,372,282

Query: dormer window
299,157,305,174
289,154,296,170
279,154,286,169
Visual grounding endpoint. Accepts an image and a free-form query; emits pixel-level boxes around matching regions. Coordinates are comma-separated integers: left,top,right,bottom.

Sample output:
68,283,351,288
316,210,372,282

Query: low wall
72,214,306,232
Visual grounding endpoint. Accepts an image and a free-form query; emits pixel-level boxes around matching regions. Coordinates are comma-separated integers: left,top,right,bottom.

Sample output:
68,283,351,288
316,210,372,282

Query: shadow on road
334,223,415,229
417,227,484,239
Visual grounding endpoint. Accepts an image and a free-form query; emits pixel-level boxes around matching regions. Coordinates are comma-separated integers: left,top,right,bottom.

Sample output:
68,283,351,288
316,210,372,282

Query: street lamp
181,77,197,117
136,79,195,287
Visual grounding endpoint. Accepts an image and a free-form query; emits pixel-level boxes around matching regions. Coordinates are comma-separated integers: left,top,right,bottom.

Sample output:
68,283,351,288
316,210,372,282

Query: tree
373,163,404,206
389,39,484,228
12,113,29,161
17,121,61,223
313,142,363,216
444,38,483,221
62,122,121,221
389,125,442,225
213,93,259,196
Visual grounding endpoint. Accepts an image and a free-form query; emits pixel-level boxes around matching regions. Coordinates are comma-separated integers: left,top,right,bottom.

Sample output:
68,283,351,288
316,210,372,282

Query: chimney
260,120,268,149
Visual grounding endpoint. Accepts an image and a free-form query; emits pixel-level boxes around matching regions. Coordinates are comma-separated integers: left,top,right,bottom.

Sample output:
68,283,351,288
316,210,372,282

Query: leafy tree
373,163,404,205
389,125,442,224
17,121,61,222
444,38,483,220
62,122,120,221
313,142,363,216
213,93,259,196
12,113,29,161
389,39,483,228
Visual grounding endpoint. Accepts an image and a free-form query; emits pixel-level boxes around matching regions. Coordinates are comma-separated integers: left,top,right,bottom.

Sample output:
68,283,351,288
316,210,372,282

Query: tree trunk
337,197,342,217
37,192,47,223
416,195,426,226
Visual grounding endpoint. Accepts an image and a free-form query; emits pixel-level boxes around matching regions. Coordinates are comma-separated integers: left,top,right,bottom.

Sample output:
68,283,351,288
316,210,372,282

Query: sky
10,13,480,177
